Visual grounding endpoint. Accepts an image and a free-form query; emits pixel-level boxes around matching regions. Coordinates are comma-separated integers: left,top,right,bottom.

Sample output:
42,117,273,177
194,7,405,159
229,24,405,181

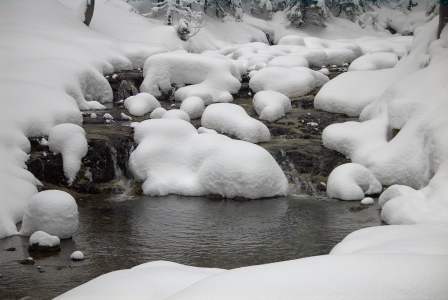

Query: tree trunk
84,0,95,27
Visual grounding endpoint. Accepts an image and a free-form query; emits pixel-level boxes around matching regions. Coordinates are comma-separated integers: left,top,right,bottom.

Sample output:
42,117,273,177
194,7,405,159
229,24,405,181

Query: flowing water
0,193,381,299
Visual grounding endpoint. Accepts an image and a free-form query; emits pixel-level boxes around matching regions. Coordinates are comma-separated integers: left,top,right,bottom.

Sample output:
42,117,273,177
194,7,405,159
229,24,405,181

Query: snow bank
348,52,399,71
141,52,241,104
180,96,205,120
166,255,448,300
49,124,88,185
253,91,291,122
249,67,329,98
331,225,448,255
20,190,79,239
327,163,382,201
29,231,60,248
56,261,224,300
129,119,287,199
124,93,161,117
201,103,270,143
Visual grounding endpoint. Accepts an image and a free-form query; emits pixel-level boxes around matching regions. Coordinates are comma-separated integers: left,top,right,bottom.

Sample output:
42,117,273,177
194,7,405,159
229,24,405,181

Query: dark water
0,194,381,299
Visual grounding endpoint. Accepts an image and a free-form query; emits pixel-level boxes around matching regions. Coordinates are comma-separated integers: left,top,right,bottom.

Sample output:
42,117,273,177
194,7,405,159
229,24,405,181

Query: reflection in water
0,194,380,299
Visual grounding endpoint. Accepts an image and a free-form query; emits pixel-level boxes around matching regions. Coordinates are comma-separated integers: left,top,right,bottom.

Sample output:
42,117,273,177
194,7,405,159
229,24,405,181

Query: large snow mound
140,52,241,104
129,119,287,199
249,67,329,98
55,261,224,300
327,163,382,201
348,52,399,71
201,103,271,143
124,93,161,117
48,124,88,185
20,190,79,239
253,90,291,122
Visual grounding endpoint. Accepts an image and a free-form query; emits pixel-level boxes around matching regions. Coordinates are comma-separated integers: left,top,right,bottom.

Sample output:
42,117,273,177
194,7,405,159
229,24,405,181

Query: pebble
71,251,85,261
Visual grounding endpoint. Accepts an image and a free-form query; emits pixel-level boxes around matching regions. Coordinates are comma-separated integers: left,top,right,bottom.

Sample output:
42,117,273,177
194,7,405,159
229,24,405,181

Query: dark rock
19,257,35,265
5,247,16,251
28,243,61,253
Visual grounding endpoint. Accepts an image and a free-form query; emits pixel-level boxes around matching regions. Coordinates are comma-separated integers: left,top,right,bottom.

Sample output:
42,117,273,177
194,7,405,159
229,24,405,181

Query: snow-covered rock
327,163,382,201
201,103,270,143
48,124,88,185
360,197,374,205
141,52,241,104
349,52,399,71
20,190,79,239
267,55,309,68
129,119,287,199
253,91,291,122
150,107,167,119
180,96,205,120
124,93,160,117
71,250,85,261
249,67,329,98
29,231,61,250
162,109,191,122
55,261,224,300
277,35,305,46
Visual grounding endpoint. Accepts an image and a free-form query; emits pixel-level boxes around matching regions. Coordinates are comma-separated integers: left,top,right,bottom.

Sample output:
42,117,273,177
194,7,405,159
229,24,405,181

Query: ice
253,90,291,122
348,52,399,71
129,119,287,199
327,163,382,201
20,190,79,239
29,231,60,248
201,103,270,143
249,67,329,98
180,96,206,120
48,124,88,185
124,93,161,117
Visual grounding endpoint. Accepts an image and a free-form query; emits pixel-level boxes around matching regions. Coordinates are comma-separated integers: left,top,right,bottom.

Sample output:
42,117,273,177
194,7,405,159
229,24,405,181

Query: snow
162,109,191,122
71,250,85,261
129,119,287,199
331,225,448,256
348,52,399,71
20,190,79,239
360,197,374,205
327,163,382,201
201,103,270,143
180,96,205,120
253,90,291,122
55,261,224,300
48,124,88,185
29,231,60,248
150,107,168,119
140,52,241,104
267,55,309,68
249,67,329,98
103,113,114,120
124,93,161,117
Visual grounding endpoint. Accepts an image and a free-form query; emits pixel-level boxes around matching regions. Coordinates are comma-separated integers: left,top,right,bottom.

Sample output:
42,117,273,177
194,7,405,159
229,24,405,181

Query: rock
70,251,85,261
361,197,375,205
5,247,16,251
28,231,61,253
117,80,139,101
19,257,35,265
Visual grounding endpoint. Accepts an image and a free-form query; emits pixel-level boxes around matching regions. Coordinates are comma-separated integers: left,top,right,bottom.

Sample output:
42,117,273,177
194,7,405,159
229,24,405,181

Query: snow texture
71,250,85,261
29,231,60,248
253,90,291,122
180,96,206,120
20,190,79,239
48,124,88,185
327,163,382,201
129,119,287,199
124,93,161,117
150,107,168,119
162,109,191,122
348,52,399,71
201,103,271,143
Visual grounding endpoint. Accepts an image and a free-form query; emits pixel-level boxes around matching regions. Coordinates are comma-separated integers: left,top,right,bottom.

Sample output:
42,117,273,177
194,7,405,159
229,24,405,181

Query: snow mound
331,225,448,256
71,250,85,261
267,55,309,68
29,231,60,248
277,35,305,46
129,119,287,199
150,107,167,119
20,190,79,239
55,261,224,300
201,103,270,143
348,52,399,71
253,91,291,122
124,93,160,117
48,124,88,185
180,96,205,120
162,109,191,122
140,52,241,104
249,67,329,98
327,163,382,201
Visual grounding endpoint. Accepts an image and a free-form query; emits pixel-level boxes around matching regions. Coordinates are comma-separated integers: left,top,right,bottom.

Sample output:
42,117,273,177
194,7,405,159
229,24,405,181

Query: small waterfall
279,149,318,196
109,145,135,201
